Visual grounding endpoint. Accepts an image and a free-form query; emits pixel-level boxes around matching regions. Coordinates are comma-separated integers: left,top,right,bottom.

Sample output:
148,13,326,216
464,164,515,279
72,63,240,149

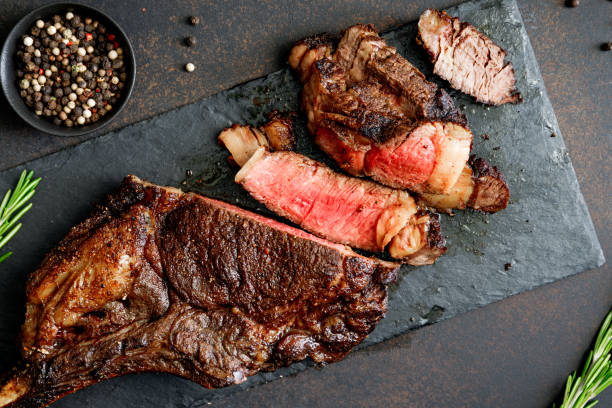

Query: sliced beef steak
417,9,521,105
288,24,509,212
288,24,480,198
220,114,507,217
234,148,446,265
0,176,399,407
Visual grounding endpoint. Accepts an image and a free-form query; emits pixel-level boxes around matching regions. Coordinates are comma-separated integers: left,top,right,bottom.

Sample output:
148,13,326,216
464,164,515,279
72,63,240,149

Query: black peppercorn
189,16,200,25
601,42,612,51
185,36,196,47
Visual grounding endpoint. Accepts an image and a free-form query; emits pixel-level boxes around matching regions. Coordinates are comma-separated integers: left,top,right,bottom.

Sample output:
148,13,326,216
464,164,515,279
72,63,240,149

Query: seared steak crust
1,176,399,407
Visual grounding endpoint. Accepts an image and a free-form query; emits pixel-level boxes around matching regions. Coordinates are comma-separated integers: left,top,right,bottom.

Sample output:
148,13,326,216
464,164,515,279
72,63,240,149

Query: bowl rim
0,1,136,137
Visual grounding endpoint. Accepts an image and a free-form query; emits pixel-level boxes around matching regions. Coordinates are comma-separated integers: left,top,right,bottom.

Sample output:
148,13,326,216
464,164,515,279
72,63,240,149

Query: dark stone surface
0,0,610,407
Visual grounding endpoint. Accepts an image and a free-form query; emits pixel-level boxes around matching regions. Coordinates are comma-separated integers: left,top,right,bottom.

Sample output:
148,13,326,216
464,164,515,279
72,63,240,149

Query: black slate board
0,0,604,406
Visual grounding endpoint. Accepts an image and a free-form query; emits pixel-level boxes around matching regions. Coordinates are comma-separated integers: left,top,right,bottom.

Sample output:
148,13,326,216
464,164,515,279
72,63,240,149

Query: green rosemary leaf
0,251,11,263
0,170,40,263
557,310,612,408
0,223,22,250
0,188,11,218
0,203,32,237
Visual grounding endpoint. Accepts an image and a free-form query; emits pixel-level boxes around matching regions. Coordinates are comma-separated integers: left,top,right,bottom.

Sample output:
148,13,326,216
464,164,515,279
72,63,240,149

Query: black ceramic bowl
0,2,136,136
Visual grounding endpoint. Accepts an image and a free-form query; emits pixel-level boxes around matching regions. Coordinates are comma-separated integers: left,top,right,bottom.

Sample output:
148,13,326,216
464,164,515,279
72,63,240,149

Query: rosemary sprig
555,309,612,408
0,170,40,263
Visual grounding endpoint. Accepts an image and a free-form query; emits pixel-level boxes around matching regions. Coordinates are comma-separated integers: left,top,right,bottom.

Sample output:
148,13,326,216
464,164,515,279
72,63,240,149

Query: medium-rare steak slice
232,148,446,265
417,9,521,105
219,114,508,214
0,176,399,407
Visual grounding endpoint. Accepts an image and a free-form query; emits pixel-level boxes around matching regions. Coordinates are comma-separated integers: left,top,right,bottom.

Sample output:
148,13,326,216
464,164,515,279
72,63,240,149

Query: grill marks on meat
417,9,521,105
233,148,446,265
0,176,400,407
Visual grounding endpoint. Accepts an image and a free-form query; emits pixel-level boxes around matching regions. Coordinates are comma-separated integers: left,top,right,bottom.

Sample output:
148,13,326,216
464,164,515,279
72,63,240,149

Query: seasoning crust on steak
0,176,399,407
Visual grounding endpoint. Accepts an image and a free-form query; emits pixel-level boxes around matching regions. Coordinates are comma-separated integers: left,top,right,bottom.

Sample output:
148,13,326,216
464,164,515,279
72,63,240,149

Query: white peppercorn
65,12,74,20
35,20,44,29
83,109,92,118
185,63,195,72
76,116,85,125
23,36,33,46
46,25,56,35
20,79,29,89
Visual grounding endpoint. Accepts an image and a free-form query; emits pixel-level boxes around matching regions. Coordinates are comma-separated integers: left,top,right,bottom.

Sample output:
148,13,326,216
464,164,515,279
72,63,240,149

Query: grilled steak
220,118,447,264
0,176,399,407
417,9,521,105
220,114,508,214
288,24,477,196
288,24,509,211
235,148,446,264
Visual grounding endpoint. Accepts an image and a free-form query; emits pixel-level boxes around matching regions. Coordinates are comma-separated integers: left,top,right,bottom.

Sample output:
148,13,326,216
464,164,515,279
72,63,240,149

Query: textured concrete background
0,0,610,407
